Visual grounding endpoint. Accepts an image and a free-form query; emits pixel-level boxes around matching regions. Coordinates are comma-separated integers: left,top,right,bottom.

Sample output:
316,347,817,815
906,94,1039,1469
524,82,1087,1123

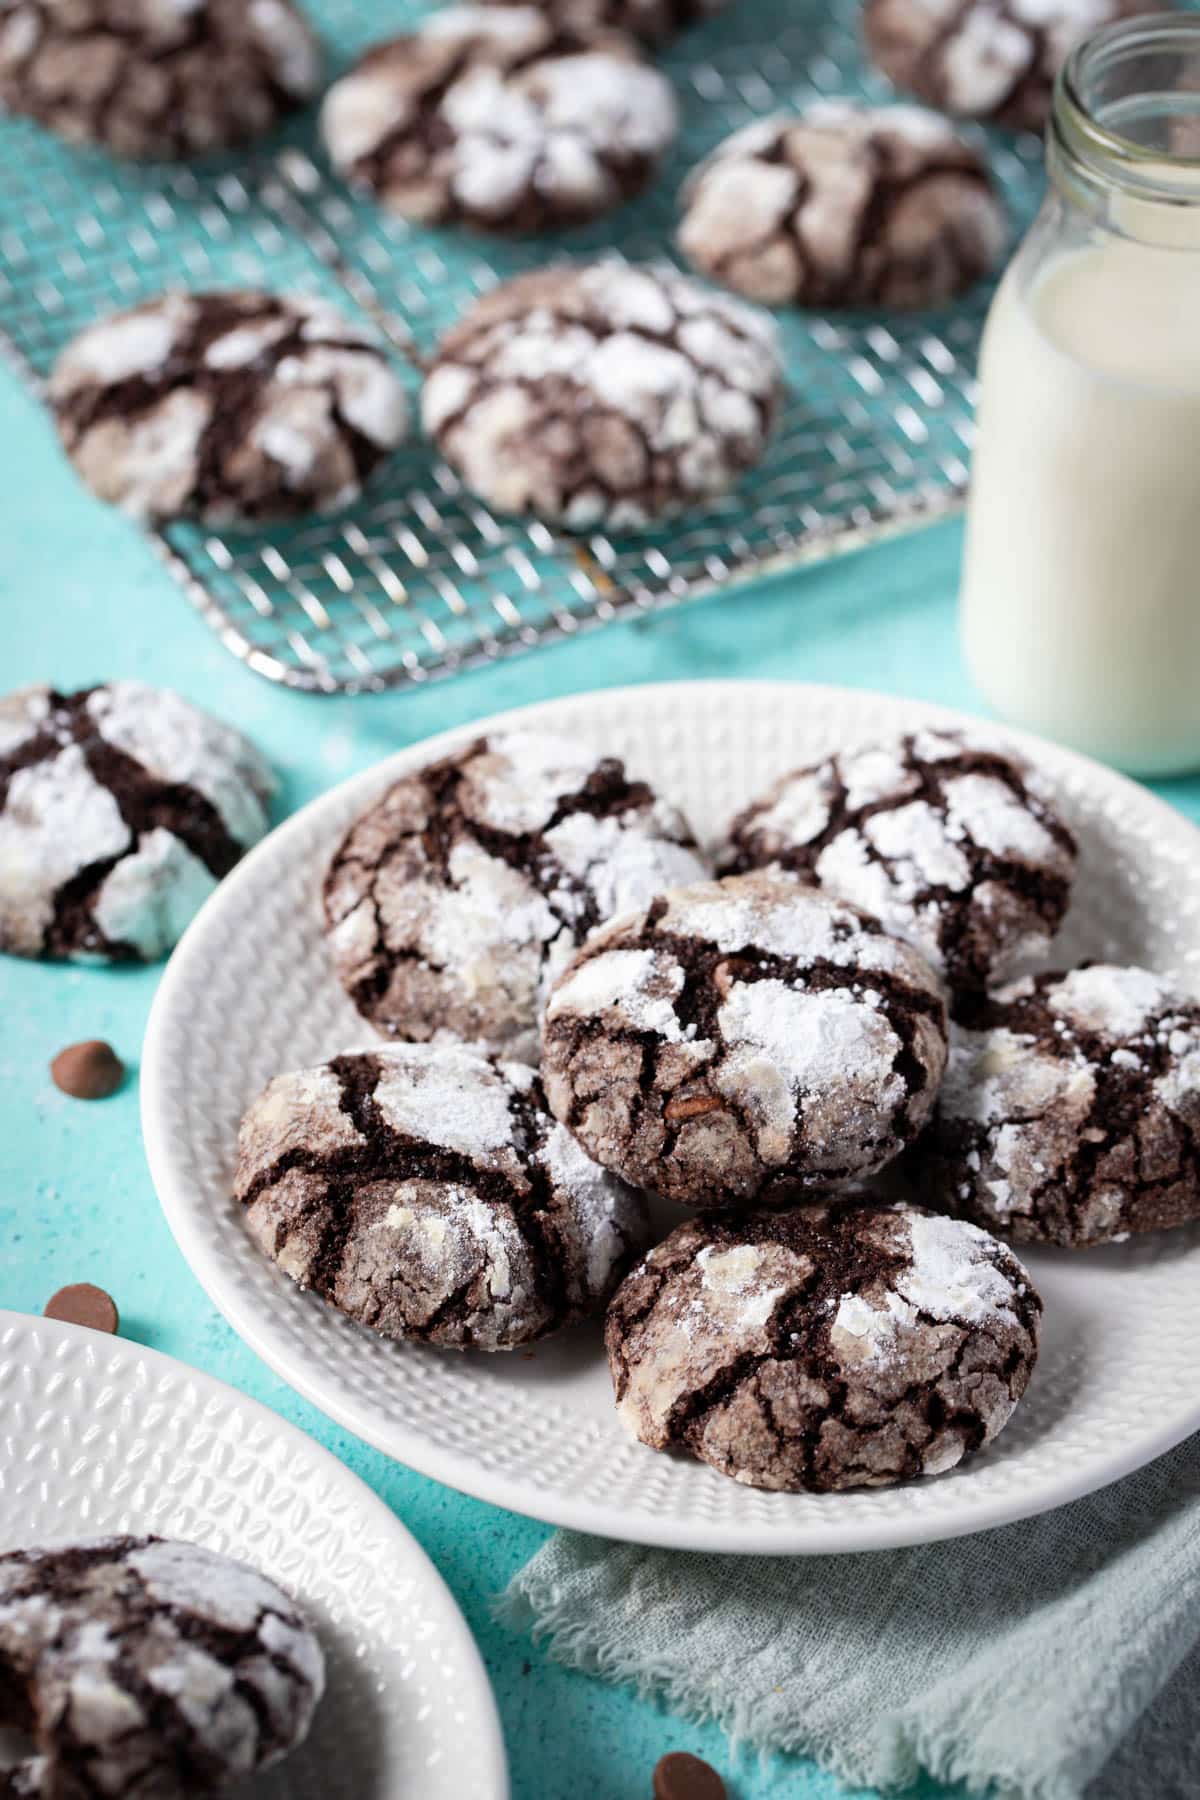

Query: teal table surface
4,371,1199,1800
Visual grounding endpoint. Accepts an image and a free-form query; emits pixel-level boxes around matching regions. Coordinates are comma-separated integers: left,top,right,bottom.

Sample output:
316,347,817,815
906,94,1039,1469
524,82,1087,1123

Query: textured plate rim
142,679,1200,1555
0,1308,510,1796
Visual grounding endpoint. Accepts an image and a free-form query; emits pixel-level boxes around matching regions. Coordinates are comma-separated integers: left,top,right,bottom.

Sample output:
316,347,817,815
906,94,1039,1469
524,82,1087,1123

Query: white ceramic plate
143,682,1200,1555
0,1310,508,1799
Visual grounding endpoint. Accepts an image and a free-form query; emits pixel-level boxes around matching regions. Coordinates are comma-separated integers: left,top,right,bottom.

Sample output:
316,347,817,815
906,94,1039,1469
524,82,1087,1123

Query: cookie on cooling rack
863,0,1159,131
0,0,321,159
606,1200,1041,1491
236,1043,650,1349
541,871,948,1206
323,728,708,1062
0,681,273,962
721,729,1077,995
422,263,782,529
463,0,731,44
678,102,1007,309
48,289,410,526
319,6,678,233
0,1534,324,1797
918,964,1200,1248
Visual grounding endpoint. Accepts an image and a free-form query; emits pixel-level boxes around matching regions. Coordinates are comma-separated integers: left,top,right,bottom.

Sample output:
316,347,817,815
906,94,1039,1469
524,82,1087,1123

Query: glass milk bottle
960,15,1200,777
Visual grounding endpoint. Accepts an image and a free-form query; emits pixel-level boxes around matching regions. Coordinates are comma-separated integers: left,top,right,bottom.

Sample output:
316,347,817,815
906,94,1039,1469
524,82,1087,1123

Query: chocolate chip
50,1040,124,1100
653,1752,727,1800
44,1284,119,1335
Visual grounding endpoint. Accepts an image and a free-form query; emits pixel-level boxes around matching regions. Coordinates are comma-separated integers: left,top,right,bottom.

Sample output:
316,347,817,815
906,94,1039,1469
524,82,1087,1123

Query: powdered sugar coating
606,1201,1041,1491
919,964,1200,1246
50,290,409,526
421,262,782,529
323,728,708,1062
679,101,1006,309
864,0,1158,129
0,0,320,159
0,682,273,962
723,729,1076,994
0,1534,323,1798
542,870,948,1206
467,0,730,45
320,8,677,233
235,1043,650,1349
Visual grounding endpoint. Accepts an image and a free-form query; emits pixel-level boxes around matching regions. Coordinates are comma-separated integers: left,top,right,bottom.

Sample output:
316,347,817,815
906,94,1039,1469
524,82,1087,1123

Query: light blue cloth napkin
501,1435,1200,1799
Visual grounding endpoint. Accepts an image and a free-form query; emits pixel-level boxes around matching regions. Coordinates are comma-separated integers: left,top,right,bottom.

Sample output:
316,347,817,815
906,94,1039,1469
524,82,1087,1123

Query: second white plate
143,682,1200,1555
0,1311,507,1798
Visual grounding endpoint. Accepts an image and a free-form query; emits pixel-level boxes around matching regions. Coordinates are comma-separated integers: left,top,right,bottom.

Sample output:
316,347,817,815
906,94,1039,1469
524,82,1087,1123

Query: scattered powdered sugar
90,828,216,961
371,1044,520,1160
543,805,707,922
466,731,605,835
86,681,274,848
864,800,973,892
840,741,917,810
696,1244,788,1330
830,1286,918,1363
50,297,192,393
662,875,925,987
1047,964,1170,1037
547,946,689,1041
274,346,409,449
248,0,322,96
894,1207,1022,1330
940,1024,1093,1126
131,1540,299,1638
538,1120,636,1297
752,769,832,846
943,773,1060,865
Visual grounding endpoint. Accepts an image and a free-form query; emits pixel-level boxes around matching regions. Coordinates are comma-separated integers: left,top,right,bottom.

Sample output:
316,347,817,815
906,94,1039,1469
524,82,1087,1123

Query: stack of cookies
234,724,1200,1497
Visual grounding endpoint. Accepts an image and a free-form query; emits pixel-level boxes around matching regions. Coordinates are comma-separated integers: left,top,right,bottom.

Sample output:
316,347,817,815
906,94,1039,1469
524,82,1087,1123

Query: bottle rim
1052,11,1200,208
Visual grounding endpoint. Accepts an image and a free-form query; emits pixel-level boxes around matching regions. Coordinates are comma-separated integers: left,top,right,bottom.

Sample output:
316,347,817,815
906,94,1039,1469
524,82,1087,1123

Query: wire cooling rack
0,0,1045,693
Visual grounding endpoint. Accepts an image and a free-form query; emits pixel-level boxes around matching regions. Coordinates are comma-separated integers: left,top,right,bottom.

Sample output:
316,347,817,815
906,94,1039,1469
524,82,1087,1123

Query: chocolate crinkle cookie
422,263,783,530
319,6,678,234
466,0,730,46
606,1201,1041,1491
0,0,321,159
918,964,1200,1247
722,729,1076,995
678,101,1006,310
49,289,410,526
0,681,273,962
0,1535,324,1799
235,1043,650,1349
324,729,708,1062
863,0,1158,131
542,871,948,1206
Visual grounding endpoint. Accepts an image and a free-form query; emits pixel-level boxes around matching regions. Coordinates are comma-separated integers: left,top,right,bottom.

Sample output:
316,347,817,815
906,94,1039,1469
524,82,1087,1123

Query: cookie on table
236,1043,650,1349
607,1201,1041,1491
863,0,1159,131
0,0,321,159
422,263,782,530
541,871,948,1206
324,729,708,1062
320,7,678,234
49,289,410,526
465,0,730,45
919,964,1200,1247
722,730,1076,995
0,681,273,963
0,1534,323,1797
678,102,1006,310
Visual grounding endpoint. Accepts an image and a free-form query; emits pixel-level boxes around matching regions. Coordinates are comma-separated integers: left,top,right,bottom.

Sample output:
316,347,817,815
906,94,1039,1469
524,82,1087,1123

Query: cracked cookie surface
863,0,1157,130
541,871,948,1206
606,1200,1041,1491
466,0,730,45
0,0,321,159
320,6,678,233
49,289,410,526
323,729,708,1062
918,964,1200,1247
678,101,1006,309
0,1534,324,1799
421,262,782,529
235,1043,650,1350
722,729,1076,995
0,681,274,962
